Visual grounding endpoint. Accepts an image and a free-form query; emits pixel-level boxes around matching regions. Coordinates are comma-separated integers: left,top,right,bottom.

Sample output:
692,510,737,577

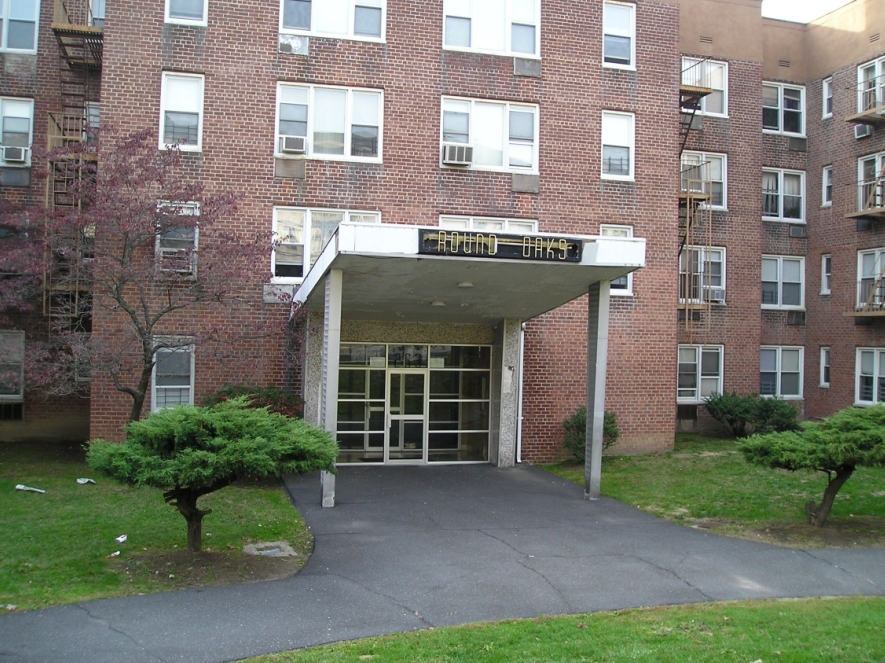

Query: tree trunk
805,464,855,527
166,489,212,552
128,364,153,422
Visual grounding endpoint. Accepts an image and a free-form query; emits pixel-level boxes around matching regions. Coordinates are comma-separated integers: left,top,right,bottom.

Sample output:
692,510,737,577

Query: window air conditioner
159,248,195,275
707,288,726,303
855,124,872,139
279,135,307,154
3,146,27,163
442,143,474,166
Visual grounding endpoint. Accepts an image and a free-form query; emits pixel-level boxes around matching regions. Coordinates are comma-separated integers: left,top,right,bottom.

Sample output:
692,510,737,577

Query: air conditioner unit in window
279,135,306,154
159,248,195,276
442,143,473,166
707,288,726,303
3,146,27,163
855,124,872,139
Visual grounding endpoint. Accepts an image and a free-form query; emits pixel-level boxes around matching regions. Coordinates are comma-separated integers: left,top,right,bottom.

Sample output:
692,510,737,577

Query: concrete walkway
1,465,884,663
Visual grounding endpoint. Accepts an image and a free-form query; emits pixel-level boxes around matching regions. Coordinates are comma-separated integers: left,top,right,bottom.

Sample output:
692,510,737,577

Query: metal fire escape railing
679,58,714,154
678,161,714,337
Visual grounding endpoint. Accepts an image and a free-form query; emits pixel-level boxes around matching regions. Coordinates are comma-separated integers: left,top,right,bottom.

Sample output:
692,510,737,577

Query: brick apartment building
1,0,884,467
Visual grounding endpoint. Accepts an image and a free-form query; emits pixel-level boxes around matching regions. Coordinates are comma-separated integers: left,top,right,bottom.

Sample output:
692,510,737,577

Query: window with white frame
681,151,726,208
281,0,385,40
603,1,634,69
443,0,539,56
90,0,105,26
760,346,803,399
441,98,538,172
762,83,804,135
822,77,833,118
822,165,833,207
857,56,885,114
679,246,725,303
762,255,804,309
151,341,194,411
858,153,884,213
159,73,204,151
857,247,885,308
165,0,207,25
600,225,633,294
601,111,634,180
0,97,33,166
439,215,537,233
277,84,383,161
155,202,199,276
820,346,830,388
821,254,831,295
762,169,804,221
856,348,885,404
0,0,37,52
273,208,379,281
0,330,24,402
681,58,727,116
677,344,722,403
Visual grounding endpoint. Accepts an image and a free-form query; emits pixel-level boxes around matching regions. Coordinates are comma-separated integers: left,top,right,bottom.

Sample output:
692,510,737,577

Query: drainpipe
516,321,526,463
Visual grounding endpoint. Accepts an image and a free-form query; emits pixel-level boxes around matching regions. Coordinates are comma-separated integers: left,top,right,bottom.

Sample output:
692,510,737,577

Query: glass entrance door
387,371,426,462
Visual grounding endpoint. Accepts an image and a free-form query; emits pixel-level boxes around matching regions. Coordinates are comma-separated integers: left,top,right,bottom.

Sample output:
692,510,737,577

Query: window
856,348,885,405
762,169,804,222
0,0,37,52
762,83,804,135
601,111,634,180
159,73,204,151
0,97,33,166
441,98,538,173
760,346,803,399
90,0,105,26
857,153,884,213
273,208,379,281
681,151,726,208
822,77,833,118
281,0,385,40
857,57,885,113
762,256,804,309
820,347,830,388
151,341,194,411
277,84,383,162
856,247,885,308
679,246,725,303
0,330,24,402
600,225,633,295
681,58,727,116
156,202,199,276
440,215,537,233
821,254,831,295
165,0,207,25
677,345,723,403
822,165,833,207
603,1,634,69
443,0,539,57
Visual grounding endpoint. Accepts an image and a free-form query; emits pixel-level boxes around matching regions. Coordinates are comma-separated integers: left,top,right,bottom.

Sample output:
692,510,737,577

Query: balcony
845,73,885,125
845,176,885,221
52,0,103,69
679,161,713,206
847,279,885,316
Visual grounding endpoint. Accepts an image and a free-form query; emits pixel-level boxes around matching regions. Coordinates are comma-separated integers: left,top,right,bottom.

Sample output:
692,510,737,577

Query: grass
0,439,312,611
545,434,885,546
245,597,885,663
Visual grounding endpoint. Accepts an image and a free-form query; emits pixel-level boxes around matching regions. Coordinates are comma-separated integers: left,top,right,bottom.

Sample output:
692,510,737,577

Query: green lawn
545,434,885,545
0,439,311,610
246,597,885,663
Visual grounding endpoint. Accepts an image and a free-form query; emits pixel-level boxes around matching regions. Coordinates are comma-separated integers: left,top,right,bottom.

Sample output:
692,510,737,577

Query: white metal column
320,269,343,507
585,281,611,500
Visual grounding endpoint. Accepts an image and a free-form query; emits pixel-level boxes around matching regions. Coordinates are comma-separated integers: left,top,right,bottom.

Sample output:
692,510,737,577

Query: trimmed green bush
205,384,304,419
704,392,799,438
562,407,619,462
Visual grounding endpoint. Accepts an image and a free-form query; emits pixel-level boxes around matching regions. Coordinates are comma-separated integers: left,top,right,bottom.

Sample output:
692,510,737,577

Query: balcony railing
854,278,885,314
681,59,716,92
680,161,713,201
846,72,885,123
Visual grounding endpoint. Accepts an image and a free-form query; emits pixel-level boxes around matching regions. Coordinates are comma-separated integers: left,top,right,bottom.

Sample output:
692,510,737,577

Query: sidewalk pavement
1,464,883,663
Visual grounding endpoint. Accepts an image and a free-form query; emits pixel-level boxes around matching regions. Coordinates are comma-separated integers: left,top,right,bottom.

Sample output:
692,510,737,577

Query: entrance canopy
294,223,645,323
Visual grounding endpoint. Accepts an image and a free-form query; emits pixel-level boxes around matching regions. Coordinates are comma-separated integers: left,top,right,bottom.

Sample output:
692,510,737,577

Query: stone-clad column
497,318,522,467
585,281,611,500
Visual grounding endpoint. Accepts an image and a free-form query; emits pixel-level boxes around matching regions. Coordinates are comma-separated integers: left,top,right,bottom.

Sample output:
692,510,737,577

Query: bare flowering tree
2,128,278,422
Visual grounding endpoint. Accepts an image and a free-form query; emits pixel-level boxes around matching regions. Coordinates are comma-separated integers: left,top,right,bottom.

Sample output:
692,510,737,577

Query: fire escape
678,58,714,338
43,0,102,327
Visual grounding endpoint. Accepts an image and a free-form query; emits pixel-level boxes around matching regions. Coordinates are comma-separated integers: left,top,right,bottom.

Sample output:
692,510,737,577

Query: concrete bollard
320,470,335,508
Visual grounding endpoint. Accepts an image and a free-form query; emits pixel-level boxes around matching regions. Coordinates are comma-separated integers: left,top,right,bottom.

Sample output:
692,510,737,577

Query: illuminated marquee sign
419,230,583,263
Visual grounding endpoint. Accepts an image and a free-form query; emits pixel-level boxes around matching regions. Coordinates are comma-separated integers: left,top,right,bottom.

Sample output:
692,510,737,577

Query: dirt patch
113,546,308,590
694,516,885,549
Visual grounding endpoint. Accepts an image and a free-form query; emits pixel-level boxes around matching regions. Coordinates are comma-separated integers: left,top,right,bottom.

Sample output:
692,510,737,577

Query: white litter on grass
107,551,120,558
115,534,128,543
77,478,96,485
15,484,45,494
6,604,17,611
243,541,298,557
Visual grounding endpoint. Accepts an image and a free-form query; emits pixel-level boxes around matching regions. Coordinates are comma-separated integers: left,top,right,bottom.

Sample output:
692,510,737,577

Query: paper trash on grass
115,534,127,543
107,551,120,558
15,484,46,494
76,478,96,485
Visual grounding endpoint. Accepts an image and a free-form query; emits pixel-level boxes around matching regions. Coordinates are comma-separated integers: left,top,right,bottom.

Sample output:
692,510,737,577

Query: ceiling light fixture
431,300,446,307
457,281,474,289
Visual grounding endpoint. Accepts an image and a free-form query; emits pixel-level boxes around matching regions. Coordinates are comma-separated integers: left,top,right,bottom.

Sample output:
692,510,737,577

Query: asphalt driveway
1,464,883,663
